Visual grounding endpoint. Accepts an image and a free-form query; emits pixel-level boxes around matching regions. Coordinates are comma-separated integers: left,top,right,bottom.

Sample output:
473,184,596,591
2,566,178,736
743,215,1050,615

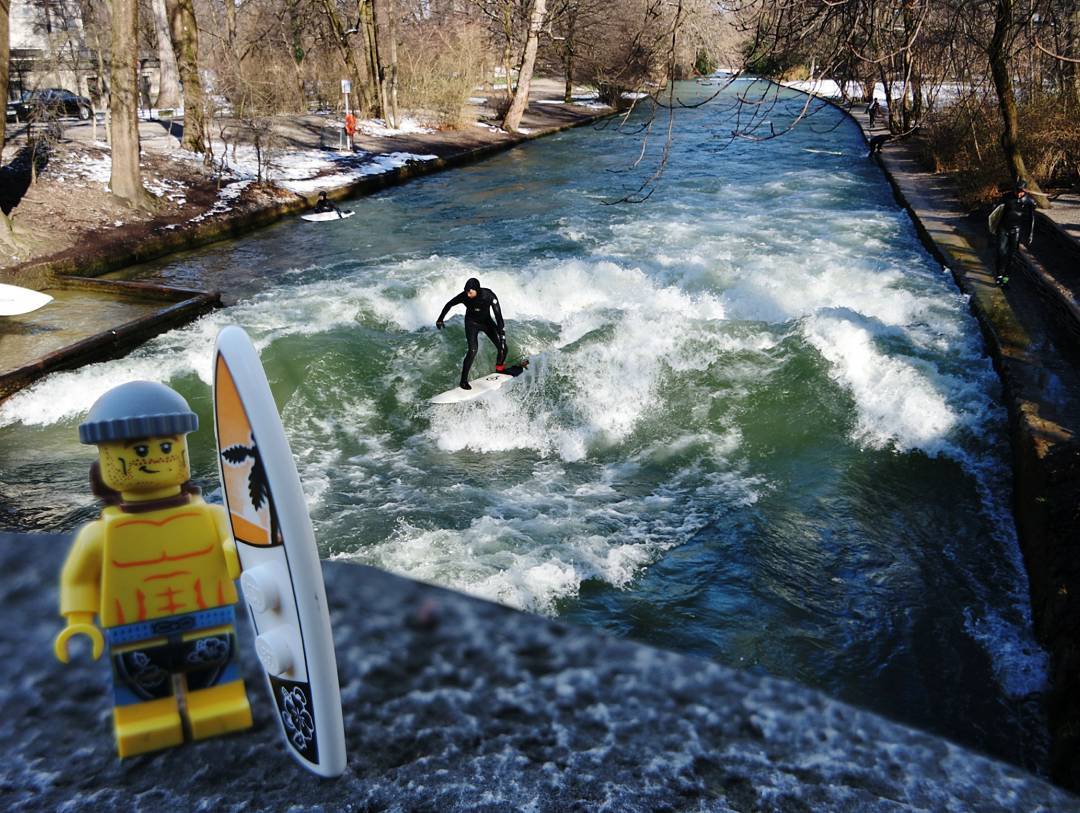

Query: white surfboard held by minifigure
212,325,347,778
0,282,53,316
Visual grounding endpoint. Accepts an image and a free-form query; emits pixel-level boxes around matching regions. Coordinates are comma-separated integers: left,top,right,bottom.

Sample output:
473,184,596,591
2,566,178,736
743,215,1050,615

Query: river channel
0,83,1050,771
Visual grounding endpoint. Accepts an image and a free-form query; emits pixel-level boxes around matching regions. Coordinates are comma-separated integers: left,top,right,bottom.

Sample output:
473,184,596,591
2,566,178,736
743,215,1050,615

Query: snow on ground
357,117,434,137
48,150,188,205
144,176,187,205
280,151,438,193
784,79,968,107
172,140,437,194
534,92,611,111
163,179,254,230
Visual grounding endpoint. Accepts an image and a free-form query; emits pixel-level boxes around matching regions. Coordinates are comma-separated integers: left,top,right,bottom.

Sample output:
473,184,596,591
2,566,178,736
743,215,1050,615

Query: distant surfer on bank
990,179,1036,286
436,277,507,390
312,190,344,217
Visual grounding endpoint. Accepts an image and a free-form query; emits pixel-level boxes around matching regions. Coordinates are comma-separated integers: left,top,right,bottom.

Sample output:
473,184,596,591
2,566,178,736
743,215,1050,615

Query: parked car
7,89,93,123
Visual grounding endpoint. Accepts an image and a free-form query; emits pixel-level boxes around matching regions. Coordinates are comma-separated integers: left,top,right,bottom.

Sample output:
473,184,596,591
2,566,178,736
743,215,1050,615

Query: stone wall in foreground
2,533,1077,812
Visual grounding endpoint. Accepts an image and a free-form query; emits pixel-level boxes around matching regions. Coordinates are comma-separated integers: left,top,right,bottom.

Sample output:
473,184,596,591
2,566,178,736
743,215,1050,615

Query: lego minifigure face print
96,435,190,494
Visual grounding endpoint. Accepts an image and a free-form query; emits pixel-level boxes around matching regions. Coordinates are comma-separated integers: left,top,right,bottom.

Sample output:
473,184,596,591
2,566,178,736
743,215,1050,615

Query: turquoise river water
0,83,1050,771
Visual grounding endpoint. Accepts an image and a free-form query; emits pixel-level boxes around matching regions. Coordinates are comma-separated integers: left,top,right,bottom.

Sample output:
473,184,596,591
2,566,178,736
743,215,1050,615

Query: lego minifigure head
94,435,191,497
79,381,198,501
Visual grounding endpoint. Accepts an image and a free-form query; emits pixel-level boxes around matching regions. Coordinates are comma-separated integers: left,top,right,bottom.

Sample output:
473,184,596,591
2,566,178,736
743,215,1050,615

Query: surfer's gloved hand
436,320,444,330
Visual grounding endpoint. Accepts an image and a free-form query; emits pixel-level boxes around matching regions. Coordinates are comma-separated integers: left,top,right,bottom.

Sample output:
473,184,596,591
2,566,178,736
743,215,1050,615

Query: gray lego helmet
79,381,198,445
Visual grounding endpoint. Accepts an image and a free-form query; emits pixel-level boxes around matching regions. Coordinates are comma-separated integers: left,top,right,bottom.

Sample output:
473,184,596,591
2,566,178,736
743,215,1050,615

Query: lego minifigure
54,381,253,758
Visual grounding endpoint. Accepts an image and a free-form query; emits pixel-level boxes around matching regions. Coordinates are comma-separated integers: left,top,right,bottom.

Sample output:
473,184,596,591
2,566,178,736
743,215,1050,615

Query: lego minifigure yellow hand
54,612,104,662
223,536,241,581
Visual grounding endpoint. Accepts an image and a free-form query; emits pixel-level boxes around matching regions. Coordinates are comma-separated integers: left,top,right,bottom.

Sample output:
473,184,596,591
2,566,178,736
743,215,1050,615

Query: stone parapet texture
3,533,1077,812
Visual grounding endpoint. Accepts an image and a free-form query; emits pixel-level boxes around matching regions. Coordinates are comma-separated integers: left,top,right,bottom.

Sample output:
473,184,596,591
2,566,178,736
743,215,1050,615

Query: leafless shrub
397,22,488,128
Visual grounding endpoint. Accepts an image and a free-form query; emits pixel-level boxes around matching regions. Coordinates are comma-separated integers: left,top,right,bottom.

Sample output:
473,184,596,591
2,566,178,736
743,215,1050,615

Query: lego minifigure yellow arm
55,522,105,662
212,503,241,581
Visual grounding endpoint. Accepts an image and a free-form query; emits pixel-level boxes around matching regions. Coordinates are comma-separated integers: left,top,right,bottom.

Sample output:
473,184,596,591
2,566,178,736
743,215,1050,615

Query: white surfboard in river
430,361,529,405
301,210,354,222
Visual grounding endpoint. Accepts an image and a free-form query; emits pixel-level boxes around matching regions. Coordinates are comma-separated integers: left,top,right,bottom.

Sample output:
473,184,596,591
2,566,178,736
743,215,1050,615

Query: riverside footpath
850,102,1080,790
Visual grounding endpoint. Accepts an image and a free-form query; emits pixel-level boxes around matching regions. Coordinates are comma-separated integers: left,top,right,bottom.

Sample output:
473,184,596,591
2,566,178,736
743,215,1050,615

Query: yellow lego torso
98,497,239,627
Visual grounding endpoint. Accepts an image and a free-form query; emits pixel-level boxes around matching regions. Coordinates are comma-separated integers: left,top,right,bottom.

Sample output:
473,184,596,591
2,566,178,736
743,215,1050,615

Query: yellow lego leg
113,696,184,758
186,680,253,741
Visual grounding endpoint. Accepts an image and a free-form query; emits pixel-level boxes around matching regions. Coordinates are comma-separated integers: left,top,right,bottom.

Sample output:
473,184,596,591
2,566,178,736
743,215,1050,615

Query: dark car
7,88,93,123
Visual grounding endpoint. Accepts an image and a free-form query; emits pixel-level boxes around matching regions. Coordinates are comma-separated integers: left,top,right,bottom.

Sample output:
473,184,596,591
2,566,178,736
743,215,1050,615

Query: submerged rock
2,532,1076,812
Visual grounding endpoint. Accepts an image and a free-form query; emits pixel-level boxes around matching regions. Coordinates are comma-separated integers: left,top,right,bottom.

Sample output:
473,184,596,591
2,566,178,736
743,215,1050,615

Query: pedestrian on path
990,179,1036,286
867,99,881,129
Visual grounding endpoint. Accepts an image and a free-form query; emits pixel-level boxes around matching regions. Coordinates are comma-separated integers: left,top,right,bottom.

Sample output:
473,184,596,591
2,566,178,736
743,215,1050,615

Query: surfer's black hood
464,277,481,293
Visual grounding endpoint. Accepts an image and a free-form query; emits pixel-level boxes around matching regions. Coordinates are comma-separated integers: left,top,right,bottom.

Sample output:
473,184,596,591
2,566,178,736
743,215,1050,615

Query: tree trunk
109,0,151,207
225,0,236,51
0,0,17,248
501,3,514,99
150,0,181,109
372,0,399,128
502,0,546,133
360,0,385,118
166,0,207,153
278,15,306,108
562,11,575,103
1072,9,1080,112
988,0,1047,206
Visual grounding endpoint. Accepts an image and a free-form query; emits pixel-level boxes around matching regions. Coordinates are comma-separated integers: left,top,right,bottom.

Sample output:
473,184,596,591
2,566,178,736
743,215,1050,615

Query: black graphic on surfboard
221,433,284,547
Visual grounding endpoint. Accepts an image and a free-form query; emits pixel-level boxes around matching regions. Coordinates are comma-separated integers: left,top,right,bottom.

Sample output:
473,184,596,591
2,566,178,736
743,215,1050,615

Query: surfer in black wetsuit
312,191,343,216
436,277,507,390
993,179,1036,286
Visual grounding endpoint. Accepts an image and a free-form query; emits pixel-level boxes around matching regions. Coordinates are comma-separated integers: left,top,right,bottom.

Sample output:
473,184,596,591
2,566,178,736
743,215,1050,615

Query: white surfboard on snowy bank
0,282,53,316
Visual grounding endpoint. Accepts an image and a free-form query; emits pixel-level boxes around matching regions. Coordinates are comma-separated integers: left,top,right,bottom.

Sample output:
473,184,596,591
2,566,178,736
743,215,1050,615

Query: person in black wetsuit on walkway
993,179,1036,286
436,277,507,390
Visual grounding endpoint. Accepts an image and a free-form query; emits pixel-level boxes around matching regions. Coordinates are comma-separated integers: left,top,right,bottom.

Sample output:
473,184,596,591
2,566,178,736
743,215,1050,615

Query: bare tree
320,0,374,113
110,0,152,206
503,0,546,131
150,0,181,109
167,0,207,153
372,0,400,126
0,0,16,249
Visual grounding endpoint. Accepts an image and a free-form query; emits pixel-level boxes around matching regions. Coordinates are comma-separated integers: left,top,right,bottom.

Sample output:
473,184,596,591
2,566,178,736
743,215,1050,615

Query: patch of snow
279,152,438,193
187,179,254,224
357,117,435,138
467,97,488,104
73,153,113,188
144,175,187,205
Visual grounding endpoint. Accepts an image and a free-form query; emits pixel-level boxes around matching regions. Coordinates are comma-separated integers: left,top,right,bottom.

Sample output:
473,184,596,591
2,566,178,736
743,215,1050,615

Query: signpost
340,80,352,152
